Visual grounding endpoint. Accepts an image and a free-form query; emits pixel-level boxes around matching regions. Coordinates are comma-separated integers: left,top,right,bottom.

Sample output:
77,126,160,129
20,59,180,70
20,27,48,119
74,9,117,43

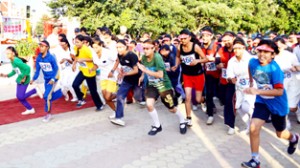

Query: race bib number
257,84,275,99
39,62,53,72
284,72,291,79
122,66,133,73
164,62,171,70
148,75,160,83
14,68,21,75
78,62,87,68
205,62,217,71
65,61,71,67
221,68,227,78
237,78,250,90
181,54,195,65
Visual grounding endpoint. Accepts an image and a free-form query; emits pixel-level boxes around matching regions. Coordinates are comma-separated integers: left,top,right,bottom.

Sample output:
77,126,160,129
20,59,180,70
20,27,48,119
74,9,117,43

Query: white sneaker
139,101,146,106
201,103,207,113
35,85,43,99
21,108,35,115
296,110,300,124
70,98,78,102
206,116,214,125
186,118,192,127
227,127,235,135
42,113,52,123
192,105,198,111
108,113,116,119
240,128,250,135
110,118,125,126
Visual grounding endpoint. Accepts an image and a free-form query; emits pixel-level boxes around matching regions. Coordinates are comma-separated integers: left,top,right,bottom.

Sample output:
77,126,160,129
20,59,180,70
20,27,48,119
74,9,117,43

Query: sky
13,0,51,16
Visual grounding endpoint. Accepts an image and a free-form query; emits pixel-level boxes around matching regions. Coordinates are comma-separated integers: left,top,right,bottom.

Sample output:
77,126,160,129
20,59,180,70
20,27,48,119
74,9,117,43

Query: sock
290,133,298,142
187,116,192,120
149,109,160,127
251,153,260,162
175,109,186,123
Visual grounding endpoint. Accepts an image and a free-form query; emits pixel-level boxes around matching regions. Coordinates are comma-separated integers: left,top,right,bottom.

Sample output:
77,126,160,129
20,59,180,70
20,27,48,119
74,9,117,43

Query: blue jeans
115,81,143,119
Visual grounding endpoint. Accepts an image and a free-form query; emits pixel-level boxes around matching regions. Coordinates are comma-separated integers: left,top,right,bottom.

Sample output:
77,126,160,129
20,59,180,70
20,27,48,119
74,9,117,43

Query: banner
3,17,22,33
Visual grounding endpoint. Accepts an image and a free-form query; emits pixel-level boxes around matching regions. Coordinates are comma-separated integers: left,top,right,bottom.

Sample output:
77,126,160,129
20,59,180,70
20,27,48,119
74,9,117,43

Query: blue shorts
252,103,286,132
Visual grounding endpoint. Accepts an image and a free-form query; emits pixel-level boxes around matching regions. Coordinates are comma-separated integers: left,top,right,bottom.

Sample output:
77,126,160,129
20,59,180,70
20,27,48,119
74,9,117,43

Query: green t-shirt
8,57,31,85
141,52,172,92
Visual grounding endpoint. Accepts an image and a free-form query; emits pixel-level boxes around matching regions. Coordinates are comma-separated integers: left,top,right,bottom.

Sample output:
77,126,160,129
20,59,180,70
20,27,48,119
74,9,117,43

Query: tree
34,15,51,36
47,0,299,36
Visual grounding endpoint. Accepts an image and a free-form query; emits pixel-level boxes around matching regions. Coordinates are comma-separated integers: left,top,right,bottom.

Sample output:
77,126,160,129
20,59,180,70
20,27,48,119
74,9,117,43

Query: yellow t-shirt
74,45,96,77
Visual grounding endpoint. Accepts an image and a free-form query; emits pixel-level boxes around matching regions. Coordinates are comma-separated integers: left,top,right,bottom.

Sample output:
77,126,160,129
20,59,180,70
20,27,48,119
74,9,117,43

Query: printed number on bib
237,78,250,90
206,62,216,71
181,54,195,66
65,61,71,67
284,72,291,79
14,68,21,75
122,66,133,73
257,84,275,99
39,62,53,72
78,62,87,68
221,68,227,78
164,62,171,70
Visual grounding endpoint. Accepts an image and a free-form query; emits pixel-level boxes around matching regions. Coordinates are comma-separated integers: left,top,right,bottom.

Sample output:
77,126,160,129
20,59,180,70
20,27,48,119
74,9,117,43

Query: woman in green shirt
0,46,42,115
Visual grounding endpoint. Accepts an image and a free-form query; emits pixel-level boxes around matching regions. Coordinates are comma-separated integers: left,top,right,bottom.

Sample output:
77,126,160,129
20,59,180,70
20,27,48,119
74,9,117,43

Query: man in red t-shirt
216,31,236,135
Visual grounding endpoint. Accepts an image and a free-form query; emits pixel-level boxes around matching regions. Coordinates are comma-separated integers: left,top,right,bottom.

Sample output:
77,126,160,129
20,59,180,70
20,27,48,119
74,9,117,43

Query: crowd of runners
1,25,300,168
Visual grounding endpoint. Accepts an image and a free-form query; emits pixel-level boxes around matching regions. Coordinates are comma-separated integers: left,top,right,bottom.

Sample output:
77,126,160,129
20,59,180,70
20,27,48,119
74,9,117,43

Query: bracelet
111,69,115,73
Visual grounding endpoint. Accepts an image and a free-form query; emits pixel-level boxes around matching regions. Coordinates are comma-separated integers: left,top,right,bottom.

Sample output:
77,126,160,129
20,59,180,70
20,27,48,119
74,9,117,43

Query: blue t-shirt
249,58,288,116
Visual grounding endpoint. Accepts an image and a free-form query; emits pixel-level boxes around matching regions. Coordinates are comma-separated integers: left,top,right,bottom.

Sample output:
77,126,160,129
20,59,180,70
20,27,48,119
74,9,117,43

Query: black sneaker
287,133,299,154
95,105,104,112
148,125,162,136
241,159,260,168
179,123,187,134
126,101,133,104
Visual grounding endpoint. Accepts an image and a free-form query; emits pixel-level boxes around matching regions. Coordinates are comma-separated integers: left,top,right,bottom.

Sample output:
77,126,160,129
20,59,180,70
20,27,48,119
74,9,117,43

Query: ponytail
6,46,28,63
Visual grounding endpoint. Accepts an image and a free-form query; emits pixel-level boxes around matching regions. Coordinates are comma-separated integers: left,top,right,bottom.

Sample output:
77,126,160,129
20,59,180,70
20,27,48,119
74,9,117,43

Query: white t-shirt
47,33,59,55
274,50,298,84
92,47,118,81
227,51,253,89
56,46,74,72
227,51,256,109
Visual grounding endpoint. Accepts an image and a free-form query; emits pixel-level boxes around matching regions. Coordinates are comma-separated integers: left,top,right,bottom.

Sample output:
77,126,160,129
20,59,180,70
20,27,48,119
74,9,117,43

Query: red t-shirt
218,47,235,85
201,41,220,78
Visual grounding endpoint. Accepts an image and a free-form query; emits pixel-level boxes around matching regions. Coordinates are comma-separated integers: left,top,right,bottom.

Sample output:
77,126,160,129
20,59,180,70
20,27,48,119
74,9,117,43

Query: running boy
241,40,299,168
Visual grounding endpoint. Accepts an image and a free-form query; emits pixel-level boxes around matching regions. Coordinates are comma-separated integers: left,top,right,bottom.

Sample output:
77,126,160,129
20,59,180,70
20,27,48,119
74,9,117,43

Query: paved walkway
0,63,300,168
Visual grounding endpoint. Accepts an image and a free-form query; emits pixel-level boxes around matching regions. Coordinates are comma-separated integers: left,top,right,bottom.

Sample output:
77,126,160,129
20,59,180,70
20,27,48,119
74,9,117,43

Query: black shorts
252,103,286,132
145,86,178,109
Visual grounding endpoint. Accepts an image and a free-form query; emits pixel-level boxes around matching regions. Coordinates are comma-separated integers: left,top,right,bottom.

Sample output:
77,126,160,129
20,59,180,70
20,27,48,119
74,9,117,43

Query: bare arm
137,62,163,78
171,47,181,71
194,44,208,64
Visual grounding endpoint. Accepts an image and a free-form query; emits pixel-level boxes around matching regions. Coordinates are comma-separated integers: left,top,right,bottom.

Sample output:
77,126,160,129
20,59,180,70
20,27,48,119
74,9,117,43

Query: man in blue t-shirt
241,40,299,168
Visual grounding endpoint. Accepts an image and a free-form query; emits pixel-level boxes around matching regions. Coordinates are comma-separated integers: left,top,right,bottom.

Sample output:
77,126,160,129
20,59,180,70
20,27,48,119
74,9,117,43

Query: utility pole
26,5,31,42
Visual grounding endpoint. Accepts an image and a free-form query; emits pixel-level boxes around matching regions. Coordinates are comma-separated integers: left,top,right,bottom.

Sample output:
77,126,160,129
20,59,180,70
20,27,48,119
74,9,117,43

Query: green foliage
35,15,51,36
15,40,38,58
47,0,300,36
